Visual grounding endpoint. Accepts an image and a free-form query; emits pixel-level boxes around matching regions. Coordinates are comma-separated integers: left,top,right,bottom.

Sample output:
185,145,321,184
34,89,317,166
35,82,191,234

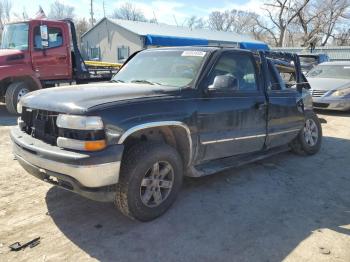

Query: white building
81,18,269,63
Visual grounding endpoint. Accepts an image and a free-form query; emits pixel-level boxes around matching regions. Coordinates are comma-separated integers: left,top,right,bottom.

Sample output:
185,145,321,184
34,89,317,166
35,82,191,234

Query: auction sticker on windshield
181,51,206,57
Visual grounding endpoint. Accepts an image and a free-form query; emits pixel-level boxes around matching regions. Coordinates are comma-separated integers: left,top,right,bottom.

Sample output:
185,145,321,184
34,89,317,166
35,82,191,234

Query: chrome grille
311,89,328,97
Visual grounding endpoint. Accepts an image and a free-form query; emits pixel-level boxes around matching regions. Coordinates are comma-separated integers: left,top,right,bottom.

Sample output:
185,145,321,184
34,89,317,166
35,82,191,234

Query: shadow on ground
45,135,350,262
0,103,17,126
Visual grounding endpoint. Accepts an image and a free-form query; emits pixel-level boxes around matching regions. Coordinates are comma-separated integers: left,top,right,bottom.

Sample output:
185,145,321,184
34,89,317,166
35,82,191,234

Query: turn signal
84,140,107,151
57,137,107,151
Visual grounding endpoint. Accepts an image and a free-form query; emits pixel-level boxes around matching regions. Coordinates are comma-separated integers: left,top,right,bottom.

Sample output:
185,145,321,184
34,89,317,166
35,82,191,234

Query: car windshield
307,64,350,79
0,23,29,51
112,50,207,88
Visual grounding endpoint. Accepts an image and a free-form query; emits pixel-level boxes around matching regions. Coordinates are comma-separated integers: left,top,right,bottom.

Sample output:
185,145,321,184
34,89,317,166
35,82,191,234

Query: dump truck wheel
5,82,30,114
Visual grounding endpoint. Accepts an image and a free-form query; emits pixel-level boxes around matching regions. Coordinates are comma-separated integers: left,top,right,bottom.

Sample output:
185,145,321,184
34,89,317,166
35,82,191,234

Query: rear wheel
5,82,30,114
115,142,183,221
290,111,322,155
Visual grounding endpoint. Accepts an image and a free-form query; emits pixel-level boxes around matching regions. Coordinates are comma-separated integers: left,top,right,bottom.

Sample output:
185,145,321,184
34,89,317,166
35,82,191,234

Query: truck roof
5,18,69,25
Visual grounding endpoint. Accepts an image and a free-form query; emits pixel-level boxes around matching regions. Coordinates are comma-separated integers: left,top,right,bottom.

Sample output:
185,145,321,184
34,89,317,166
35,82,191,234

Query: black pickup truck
11,47,322,221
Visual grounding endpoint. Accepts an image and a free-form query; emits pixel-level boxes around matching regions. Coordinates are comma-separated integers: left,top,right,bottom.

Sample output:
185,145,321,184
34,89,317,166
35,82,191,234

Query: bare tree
208,9,260,33
320,0,350,46
186,15,206,29
75,18,89,47
0,0,12,30
208,10,235,31
295,1,326,46
258,0,310,47
48,0,75,20
111,2,147,22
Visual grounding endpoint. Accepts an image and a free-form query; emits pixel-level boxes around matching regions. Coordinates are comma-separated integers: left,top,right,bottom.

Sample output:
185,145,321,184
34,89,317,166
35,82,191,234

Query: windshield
0,23,29,51
112,50,207,88
307,64,350,80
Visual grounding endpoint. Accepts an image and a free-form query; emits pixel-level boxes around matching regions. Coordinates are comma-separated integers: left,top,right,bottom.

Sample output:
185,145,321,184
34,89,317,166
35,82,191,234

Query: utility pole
103,0,106,18
90,0,94,27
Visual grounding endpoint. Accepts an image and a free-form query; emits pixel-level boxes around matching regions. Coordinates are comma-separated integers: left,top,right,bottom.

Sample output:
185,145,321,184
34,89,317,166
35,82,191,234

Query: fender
118,121,193,166
0,64,42,90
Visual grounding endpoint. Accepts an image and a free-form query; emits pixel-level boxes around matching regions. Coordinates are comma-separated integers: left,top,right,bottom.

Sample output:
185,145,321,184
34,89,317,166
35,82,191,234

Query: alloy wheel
303,119,319,146
140,161,174,208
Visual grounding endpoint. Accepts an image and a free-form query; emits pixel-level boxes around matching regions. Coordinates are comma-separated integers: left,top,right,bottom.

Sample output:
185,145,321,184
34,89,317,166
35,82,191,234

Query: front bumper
11,126,124,202
313,96,350,111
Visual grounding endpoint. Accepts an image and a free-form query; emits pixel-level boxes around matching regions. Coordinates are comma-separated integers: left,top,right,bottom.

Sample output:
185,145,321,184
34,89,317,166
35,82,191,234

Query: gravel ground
0,103,349,262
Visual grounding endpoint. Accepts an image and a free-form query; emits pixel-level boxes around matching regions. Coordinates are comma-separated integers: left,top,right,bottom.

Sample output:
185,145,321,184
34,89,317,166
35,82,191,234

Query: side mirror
208,75,238,91
40,25,49,48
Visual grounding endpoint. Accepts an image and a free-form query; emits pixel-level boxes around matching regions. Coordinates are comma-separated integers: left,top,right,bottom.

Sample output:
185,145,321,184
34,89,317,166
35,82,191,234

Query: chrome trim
202,133,266,145
118,121,193,166
13,142,120,188
201,128,300,145
268,128,300,136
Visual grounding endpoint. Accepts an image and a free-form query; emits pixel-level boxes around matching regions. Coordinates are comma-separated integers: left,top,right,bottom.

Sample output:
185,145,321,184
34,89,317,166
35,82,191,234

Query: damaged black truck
11,47,322,221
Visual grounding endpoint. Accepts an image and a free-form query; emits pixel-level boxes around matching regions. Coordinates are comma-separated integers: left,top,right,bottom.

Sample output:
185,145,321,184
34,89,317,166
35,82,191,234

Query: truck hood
307,77,350,91
20,82,180,114
0,49,26,65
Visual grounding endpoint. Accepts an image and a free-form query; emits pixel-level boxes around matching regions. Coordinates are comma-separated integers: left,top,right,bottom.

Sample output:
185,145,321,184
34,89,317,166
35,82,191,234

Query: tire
290,110,322,155
5,82,30,114
115,142,183,221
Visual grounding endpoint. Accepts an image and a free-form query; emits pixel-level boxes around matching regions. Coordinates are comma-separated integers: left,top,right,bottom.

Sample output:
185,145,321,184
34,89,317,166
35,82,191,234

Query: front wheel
5,82,30,114
290,111,322,155
115,142,183,221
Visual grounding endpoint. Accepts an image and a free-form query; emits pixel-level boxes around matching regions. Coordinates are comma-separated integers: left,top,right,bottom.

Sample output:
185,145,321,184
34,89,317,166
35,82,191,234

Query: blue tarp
144,34,269,51
240,42,269,51
145,34,208,46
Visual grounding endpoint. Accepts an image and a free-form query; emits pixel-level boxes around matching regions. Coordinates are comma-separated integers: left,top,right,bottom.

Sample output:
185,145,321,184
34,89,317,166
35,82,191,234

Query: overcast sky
9,0,265,25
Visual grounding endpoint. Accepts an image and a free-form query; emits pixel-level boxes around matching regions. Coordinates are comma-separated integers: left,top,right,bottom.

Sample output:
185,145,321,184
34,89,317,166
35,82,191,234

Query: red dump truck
0,18,120,113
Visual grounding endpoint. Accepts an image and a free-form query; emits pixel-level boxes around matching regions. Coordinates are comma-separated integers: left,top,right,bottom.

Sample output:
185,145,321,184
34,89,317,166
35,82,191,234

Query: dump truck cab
0,19,118,114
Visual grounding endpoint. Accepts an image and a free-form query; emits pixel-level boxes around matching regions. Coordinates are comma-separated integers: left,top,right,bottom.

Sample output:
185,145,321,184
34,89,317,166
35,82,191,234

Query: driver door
197,51,267,162
31,22,71,80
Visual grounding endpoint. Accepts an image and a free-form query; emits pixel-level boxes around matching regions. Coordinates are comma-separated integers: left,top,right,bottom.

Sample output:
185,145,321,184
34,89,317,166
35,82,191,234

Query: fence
271,46,350,61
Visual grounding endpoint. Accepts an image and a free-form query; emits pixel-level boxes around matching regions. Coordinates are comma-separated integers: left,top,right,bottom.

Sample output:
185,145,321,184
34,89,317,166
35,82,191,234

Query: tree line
1,0,349,47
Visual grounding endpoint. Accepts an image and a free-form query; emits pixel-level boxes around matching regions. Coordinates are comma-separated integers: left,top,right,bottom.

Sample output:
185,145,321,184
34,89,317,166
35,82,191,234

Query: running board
187,145,290,177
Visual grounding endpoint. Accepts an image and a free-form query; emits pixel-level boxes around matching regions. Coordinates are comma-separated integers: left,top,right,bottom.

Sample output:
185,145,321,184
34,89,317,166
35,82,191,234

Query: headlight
17,102,22,114
332,87,350,97
56,115,104,130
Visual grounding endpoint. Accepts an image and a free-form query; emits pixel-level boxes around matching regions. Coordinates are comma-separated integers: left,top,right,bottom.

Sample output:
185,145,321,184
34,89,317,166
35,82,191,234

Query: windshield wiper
110,79,125,83
131,80,161,85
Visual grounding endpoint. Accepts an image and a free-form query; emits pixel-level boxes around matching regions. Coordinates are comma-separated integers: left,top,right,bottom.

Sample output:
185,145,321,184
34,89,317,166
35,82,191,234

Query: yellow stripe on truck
85,61,122,69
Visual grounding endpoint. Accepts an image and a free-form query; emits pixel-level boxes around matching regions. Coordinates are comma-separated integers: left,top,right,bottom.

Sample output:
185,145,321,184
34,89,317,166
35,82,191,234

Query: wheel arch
1,75,42,93
118,121,193,167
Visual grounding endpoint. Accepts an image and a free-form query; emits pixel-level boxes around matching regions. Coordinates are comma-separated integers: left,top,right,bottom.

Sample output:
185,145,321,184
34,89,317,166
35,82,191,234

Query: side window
34,27,63,49
90,47,100,61
117,46,130,62
267,63,281,91
207,53,258,91
279,71,296,89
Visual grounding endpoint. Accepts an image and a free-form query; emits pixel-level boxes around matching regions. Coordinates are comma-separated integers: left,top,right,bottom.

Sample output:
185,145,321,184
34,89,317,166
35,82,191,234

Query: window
1,23,29,51
207,53,258,91
117,46,130,61
34,27,63,49
90,47,100,61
